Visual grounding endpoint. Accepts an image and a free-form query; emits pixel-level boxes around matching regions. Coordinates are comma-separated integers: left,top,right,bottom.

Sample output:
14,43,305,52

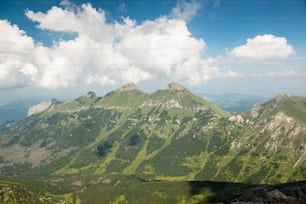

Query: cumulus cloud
0,20,38,88
228,34,295,60
170,0,202,21
0,1,237,89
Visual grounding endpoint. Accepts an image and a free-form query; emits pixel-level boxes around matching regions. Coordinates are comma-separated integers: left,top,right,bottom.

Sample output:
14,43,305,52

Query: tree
97,141,112,157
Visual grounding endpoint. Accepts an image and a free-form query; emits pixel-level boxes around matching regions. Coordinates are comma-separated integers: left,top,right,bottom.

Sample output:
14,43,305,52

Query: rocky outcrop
27,98,61,116
84,91,96,98
228,115,244,123
250,105,261,118
267,93,291,110
187,105,208,113
140,99,182,109
140,99,209,113
274,93,291,105
168,82,187,92
165,99,182,109
140,100,162,108
117,83,141,93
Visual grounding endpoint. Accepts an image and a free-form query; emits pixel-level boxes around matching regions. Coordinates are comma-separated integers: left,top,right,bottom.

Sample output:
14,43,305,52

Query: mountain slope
0,84,305,185
1,175,306,203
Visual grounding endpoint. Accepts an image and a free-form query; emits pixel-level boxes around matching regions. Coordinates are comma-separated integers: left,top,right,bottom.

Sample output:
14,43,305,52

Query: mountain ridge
27,82,229,117
0,82,305,186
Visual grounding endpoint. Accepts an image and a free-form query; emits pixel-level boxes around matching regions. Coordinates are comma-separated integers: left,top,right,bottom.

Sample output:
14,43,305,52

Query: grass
1,85,306,188
1,172,306,204
123,138,149,174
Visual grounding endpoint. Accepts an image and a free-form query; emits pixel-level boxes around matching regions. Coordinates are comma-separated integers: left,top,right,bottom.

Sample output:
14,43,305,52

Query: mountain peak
264,93,292,110
27,98,61,116
117,83,142,93
83,91,96,98
273,93,291,104
167,82,187,92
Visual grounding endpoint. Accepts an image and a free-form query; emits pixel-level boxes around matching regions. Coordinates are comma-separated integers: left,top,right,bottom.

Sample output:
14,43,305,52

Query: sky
0,0,306,104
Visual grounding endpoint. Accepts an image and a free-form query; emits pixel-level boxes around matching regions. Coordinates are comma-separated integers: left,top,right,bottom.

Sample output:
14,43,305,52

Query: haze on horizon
0,0,306,104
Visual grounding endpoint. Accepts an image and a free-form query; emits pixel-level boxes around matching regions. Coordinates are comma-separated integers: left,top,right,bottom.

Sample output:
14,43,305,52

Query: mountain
194,93,306,184
27,98,62,116
0,83,305,203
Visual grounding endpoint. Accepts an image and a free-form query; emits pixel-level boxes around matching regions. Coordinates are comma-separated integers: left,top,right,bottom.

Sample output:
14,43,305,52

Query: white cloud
85,74,116,85
0,1,238,89
117,2,127,14
0,20,38,88
228,34,295,60
116,17,206,77
250,70,303,78
170,0,202,21
25,3,112,41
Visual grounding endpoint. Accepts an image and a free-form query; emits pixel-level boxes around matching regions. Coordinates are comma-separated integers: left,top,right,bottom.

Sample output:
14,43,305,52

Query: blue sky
0,0,306,104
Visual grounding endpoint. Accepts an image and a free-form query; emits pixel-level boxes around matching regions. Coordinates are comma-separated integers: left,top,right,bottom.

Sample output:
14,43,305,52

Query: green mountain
1,175,305,203
0,83,306,203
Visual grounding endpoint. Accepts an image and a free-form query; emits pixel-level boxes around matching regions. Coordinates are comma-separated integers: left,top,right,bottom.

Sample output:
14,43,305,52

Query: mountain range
0,82,305,203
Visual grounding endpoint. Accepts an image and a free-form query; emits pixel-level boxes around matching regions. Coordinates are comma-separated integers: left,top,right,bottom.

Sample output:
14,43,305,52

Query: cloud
0,1,237,89
117,2,127,14
25,3,111,41
204,0,221,8
250,70,305,78
170,0,202,21
228,34,295,60
0,20,38,88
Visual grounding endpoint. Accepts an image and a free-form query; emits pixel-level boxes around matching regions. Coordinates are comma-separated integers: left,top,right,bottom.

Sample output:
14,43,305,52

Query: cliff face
27,98,61,116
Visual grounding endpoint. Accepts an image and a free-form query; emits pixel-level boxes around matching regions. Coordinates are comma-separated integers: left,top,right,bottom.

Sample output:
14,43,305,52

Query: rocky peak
117,83,141,93
273,93,291,105
27,98,61,116
84,91,96,98
264,93,291,111
250,105,261,118
167,82,187,92
228,115,244,123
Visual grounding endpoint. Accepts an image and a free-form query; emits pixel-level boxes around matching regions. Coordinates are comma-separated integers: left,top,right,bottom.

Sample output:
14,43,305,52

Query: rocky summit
83,91,96,98
168,82,188,92
0,82,306,203
27,98,61,116
116,82,142,93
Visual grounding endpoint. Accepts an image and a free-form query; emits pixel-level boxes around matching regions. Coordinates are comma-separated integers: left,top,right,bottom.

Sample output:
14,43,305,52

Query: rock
27,98,61,116
140,100,162,108
165,99,182,109
229,115,244,123
267,189,288,200
268,93,291,110
84,91,96,98
250,105,261,118
117,83,141,93
274,93,290,105
189,105,208,113
168,82,187,92
140,99,182,109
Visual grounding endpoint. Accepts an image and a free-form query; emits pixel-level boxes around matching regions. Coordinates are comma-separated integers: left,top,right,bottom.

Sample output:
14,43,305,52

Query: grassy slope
1,175,305,204
1,88,306,186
